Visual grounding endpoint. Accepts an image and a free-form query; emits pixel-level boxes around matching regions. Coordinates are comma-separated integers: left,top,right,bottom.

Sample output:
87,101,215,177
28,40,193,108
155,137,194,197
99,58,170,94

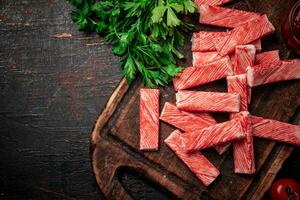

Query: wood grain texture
0,0,122,199
0,0,299,199
91,0,300,199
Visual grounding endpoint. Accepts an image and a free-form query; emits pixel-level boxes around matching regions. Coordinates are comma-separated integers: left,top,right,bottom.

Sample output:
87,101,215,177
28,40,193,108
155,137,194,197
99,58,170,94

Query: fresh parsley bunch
67,0,196,87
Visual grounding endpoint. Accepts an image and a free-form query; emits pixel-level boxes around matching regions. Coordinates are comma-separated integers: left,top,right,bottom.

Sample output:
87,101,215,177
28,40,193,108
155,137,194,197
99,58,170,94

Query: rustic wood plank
0,0,122,199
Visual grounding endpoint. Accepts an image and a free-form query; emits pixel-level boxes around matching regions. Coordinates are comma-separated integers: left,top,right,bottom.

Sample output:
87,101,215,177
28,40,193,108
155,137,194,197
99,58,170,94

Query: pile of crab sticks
139,0,300,186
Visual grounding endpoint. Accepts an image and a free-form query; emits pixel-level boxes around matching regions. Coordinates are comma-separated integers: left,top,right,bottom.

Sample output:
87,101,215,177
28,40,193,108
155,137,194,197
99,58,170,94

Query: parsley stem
114,28,121,40
88,17,97,25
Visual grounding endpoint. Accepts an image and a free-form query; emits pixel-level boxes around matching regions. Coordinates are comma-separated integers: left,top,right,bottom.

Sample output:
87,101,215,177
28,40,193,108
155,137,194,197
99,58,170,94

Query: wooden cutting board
90,0,300,199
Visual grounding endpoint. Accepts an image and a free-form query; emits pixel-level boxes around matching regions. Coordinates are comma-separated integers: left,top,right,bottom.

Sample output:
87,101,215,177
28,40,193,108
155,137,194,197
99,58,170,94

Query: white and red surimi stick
215,15,275,56
199,4,260,28
140,89,160,150
247,59,300,87
160,102,217,131
164,129,220,186
233,45,256,74
251,115,300,146
194,0,233,7
255,50,280,65
227,74,248,111
160,103,233,155
192,32,261,52
192,31,228,52
233,45,256,104
232,111,255,174
173,57,233,90
182,119,246,152
176,90,240,113
193,51,222,66
215,75,248,154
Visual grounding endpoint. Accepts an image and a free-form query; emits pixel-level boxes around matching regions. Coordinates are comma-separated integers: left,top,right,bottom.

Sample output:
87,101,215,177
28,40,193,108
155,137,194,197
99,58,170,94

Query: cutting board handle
91,136,190,199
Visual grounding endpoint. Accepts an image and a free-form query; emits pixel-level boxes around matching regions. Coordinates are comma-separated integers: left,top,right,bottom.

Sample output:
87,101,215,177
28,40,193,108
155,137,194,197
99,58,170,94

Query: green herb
67,0,196,87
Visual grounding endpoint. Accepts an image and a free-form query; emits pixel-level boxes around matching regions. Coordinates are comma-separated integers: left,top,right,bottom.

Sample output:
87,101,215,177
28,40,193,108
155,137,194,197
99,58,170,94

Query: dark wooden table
0,0,122,199
0,0,299,199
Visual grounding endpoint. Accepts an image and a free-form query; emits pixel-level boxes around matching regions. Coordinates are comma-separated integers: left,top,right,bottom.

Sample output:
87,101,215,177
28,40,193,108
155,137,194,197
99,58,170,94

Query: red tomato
270,179,300,200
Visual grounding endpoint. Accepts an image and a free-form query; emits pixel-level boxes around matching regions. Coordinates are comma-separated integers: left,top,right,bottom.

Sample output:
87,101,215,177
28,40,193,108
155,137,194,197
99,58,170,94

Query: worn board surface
91,0,300,199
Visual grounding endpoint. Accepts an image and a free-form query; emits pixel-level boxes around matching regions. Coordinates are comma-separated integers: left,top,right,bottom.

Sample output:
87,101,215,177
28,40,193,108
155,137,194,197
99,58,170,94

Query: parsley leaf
122,54,136,85
67,0,196,87
151,6,167,23
167,7,181,27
